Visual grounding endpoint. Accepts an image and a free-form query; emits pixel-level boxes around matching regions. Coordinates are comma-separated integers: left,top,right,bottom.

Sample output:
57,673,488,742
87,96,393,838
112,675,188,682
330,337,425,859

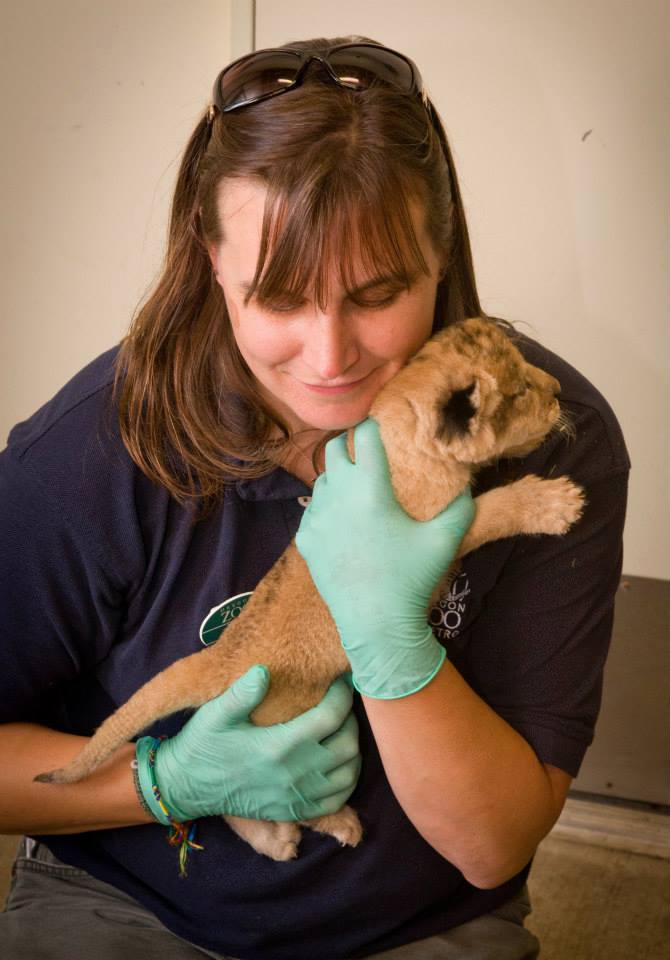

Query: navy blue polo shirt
0,337,629,960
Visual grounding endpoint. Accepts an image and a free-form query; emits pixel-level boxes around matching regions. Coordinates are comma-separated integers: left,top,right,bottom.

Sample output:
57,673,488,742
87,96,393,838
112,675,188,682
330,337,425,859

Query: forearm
363,659,569,889
0,723,154,834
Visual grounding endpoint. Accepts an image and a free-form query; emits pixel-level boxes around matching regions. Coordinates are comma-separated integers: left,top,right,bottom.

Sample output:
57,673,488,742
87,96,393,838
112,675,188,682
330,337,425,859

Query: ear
436,373,500,444
205,238,219,271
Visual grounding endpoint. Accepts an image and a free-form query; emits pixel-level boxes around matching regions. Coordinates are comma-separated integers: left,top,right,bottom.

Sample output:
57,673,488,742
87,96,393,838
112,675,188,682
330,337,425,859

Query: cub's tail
34,646,234,784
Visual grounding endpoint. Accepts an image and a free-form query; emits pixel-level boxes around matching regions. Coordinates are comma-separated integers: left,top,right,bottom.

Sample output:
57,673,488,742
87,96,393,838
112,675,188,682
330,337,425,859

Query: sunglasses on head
211,42,425,114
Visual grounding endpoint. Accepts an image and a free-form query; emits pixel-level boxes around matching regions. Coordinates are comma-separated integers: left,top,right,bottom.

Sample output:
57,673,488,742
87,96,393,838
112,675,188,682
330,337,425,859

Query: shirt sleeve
0,448,125,722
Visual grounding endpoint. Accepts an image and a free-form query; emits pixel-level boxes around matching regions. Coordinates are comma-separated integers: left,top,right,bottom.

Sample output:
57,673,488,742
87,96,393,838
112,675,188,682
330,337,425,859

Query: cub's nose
537,370,561,397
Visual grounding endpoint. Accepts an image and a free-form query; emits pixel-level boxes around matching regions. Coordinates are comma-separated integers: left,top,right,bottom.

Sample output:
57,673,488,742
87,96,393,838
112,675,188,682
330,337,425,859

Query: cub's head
370,317,562,466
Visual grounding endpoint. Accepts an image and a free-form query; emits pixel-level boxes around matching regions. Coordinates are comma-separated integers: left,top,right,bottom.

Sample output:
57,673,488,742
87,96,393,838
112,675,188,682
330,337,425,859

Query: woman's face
208,178,443,433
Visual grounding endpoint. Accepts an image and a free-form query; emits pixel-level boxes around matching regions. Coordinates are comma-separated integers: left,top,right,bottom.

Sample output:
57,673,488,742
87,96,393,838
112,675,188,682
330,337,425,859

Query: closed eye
266,301,306,315
264,290,402,314
350,291,401,310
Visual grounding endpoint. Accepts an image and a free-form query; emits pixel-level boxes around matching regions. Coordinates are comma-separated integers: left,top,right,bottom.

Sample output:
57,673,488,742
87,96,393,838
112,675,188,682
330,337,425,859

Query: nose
302,311,359,381
534,368,561,397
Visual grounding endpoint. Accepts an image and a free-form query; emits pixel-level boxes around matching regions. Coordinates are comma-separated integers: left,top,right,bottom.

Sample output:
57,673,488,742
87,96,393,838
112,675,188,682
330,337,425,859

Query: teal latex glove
135,665,361,824
296,418,474,699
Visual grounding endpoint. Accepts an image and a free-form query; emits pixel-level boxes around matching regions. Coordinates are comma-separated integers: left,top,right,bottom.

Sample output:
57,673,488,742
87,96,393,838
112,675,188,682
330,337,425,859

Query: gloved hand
135,665,360,824
296,418,474,700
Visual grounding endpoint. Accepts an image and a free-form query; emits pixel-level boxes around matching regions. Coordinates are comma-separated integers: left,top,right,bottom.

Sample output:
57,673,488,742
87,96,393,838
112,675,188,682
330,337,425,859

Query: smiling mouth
299,373,371,394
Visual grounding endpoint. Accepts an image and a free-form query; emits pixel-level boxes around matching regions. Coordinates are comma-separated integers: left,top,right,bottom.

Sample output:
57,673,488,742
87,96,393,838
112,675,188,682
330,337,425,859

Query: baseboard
550,796,670,859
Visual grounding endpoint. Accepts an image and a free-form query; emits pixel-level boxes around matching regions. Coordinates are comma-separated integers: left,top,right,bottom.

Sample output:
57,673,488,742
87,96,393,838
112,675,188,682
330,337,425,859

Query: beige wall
2,1,667,580
0,0,234,440
255,0,669,580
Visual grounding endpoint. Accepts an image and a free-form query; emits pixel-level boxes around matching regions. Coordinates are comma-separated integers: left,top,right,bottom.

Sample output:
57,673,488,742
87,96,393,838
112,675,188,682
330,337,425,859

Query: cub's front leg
428,475,584,608
457,475,585,558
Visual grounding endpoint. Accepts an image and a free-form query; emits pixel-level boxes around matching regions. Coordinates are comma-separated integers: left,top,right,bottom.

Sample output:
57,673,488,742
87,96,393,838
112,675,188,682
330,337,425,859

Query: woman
0,36,628,959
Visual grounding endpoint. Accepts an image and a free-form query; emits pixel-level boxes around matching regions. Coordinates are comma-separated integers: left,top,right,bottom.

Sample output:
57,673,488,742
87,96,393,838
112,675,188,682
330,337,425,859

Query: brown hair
115,36,485,509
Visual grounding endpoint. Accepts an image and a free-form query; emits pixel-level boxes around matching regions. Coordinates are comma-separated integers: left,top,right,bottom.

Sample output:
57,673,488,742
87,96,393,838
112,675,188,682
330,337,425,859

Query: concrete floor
526,833,670,959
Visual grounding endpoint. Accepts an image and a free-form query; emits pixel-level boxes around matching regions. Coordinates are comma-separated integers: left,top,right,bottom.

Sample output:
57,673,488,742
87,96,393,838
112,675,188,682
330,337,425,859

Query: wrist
349,627,447,699
134,737,189,825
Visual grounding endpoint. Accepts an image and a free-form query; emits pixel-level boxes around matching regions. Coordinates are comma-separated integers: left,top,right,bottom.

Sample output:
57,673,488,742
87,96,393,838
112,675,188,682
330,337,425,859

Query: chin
301,411,367,432
502,435,546,458
288,397,375,433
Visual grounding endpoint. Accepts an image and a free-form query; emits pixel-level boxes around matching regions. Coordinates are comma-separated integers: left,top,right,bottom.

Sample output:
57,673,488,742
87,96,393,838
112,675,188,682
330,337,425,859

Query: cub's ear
438,383,477,440
436,374,500,444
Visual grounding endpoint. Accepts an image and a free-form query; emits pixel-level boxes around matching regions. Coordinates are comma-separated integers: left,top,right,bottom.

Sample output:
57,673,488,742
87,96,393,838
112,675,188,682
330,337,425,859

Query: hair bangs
244,165,431,312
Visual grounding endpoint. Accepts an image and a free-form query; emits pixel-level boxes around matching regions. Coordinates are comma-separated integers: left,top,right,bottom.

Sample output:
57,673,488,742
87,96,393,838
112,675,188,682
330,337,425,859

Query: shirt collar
234,465,312,502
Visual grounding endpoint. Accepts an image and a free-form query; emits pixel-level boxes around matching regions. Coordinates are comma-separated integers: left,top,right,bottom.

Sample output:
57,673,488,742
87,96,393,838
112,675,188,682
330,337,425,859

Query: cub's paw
514,475,586,535
224,816,301,861
303,805,364,848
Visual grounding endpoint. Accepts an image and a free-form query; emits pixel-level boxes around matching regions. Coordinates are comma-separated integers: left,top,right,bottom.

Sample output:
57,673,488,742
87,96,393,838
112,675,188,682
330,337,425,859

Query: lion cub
36,318,584,862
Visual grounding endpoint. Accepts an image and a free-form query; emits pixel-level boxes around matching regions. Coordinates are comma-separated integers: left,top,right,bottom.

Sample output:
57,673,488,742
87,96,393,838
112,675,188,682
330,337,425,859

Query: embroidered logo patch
199,592,253,646
429,572,471,642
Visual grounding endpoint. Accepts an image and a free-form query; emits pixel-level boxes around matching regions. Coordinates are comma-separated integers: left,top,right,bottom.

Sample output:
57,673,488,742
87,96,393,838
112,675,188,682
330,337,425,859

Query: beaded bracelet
134,737,171,825
134,736,204,877
130,757,155,819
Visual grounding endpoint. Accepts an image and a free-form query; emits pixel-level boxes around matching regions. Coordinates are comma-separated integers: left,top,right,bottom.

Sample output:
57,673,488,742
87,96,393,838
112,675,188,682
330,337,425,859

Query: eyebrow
238,272,419,299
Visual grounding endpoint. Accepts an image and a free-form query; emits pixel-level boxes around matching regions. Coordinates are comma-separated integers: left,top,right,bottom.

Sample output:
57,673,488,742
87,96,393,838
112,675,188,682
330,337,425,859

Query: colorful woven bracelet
134,737,171,825
134,736,204,877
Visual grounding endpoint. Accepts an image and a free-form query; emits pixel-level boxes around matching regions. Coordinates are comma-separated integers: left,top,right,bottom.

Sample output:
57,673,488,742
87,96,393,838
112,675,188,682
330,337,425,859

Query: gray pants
1,839,540,959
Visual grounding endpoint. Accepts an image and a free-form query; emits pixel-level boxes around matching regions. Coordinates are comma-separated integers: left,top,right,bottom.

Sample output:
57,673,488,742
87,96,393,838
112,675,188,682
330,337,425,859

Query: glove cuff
351,632,447,700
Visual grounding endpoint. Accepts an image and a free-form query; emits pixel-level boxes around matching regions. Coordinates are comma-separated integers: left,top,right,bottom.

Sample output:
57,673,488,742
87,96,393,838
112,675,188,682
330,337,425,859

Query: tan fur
35,318,584,861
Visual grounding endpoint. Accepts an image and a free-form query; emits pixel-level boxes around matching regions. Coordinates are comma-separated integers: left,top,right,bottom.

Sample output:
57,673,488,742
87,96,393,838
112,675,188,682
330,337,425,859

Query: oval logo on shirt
429,572,471,642
199,592,253,646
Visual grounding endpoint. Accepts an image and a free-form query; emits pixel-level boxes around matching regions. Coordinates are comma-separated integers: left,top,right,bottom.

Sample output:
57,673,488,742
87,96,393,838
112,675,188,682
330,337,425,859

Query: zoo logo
429,572,471,641
199,592,252,646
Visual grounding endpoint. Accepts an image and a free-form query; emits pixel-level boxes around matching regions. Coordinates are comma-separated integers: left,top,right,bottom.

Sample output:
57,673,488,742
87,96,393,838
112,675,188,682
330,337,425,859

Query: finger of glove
280,676,353,743
296,475,326,543
318,711,360,766
306,754,362,801
312,783,360,816
310,473,327,499
194,664,269,729
428,488,475,535
324,431,352,476
352,419,392,492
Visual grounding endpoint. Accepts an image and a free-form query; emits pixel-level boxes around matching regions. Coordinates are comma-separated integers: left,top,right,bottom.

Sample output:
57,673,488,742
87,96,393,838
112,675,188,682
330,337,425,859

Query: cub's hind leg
302,805,363,848
224,816,302,861
222,676,363,860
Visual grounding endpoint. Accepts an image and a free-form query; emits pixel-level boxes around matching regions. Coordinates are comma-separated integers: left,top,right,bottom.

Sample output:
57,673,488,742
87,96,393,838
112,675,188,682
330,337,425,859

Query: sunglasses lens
328,46,417,93
218,51,303,110
214,45,421,112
